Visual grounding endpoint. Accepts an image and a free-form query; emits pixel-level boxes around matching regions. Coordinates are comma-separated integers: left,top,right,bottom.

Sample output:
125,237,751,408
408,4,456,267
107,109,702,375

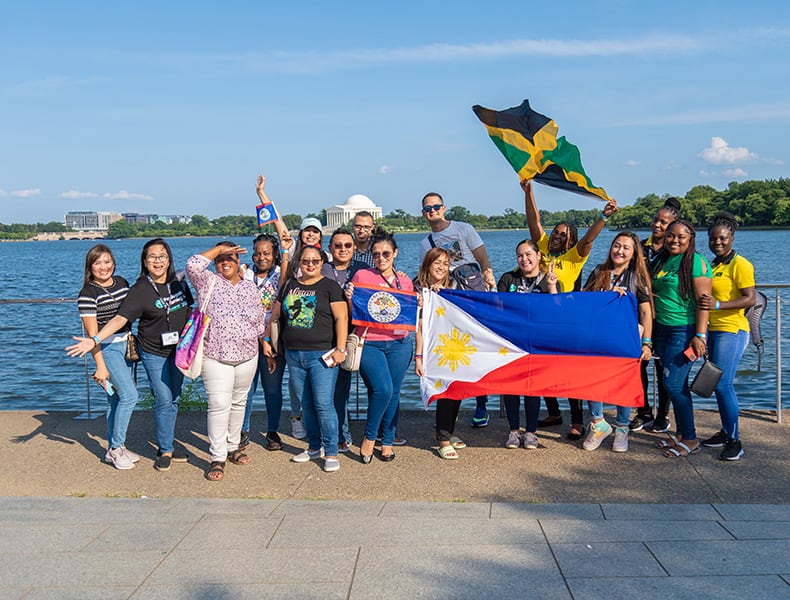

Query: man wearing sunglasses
418,192,497,427
352,211,376,267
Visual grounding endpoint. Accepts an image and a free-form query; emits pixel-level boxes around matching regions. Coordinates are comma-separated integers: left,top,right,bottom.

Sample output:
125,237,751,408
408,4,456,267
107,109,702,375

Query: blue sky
2,1,789,224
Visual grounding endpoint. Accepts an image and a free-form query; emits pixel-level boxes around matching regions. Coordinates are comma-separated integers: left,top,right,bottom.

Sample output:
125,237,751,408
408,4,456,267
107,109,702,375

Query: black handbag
690,357,723,398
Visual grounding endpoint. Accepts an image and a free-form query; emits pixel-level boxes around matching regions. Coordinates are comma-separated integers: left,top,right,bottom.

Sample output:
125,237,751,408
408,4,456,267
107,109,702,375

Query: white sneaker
523,431,539,450
292,448,323,463
106,447,135,470
323,457,340,472
120,446,140,462
582,420,613,451
612,426,629,453
291,416,306,439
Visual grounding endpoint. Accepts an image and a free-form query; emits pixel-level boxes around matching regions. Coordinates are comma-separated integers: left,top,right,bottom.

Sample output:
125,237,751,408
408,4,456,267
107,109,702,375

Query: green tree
107,220,137,238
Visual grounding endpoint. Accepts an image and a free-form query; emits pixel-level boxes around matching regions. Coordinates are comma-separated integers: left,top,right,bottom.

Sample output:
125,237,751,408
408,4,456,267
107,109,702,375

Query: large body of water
1,229,788,413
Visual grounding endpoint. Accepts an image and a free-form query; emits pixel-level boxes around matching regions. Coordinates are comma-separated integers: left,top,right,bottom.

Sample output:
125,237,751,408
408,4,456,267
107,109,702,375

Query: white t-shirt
418,221,485,271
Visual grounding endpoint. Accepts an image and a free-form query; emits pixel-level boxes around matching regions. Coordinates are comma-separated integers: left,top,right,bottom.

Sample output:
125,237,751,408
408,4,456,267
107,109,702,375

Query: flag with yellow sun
420,289,643,407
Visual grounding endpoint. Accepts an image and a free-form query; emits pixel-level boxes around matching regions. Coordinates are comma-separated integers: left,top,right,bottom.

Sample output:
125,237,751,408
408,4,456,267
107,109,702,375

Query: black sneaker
720,439,744,461
154,454,171,472
651,415,670,433
157,449,189,463
629,413,654,432
702,429,728,448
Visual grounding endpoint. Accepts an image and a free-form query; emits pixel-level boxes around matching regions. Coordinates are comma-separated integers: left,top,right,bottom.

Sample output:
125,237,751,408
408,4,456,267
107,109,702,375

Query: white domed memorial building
325,194,383,229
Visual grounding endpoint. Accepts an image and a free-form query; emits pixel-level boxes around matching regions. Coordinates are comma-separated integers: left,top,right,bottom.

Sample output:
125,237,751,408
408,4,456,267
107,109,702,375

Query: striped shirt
78,277,131,332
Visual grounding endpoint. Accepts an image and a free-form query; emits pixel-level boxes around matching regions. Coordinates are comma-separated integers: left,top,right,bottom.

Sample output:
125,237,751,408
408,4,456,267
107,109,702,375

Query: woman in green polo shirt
651,220,712,457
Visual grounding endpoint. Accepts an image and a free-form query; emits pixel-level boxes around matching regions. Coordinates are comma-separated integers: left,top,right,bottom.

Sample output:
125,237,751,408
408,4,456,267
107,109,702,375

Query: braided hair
252,233,281,267
652,219,698,301
708,211,738,235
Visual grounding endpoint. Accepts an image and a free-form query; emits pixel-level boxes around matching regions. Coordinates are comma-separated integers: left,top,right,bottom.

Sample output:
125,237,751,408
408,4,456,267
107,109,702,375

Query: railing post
777,288,782,424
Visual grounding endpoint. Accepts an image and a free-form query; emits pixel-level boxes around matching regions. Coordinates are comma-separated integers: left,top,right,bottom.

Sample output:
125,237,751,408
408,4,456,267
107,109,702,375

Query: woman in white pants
186,242,266,481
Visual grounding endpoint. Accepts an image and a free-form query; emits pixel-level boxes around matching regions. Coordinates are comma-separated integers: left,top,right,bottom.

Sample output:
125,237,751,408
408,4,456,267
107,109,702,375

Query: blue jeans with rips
242,352,286,433
101,340,139,449
708,329,749,440
139,348,183,454
654,323,697,441
284,348,339,457
359,334,413,447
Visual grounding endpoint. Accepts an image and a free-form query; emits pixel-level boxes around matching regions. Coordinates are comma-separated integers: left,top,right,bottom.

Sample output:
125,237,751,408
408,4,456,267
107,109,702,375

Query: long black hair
652,220,698,301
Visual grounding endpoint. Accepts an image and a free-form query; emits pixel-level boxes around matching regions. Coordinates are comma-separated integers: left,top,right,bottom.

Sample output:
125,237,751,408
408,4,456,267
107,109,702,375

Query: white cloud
0,188,41,198
724,167,748,178
624,159,640,167
103,190,154,201
663,161,682,171
378,165,392,175
699,137,757,165
61,190,99,199
699,169,717,177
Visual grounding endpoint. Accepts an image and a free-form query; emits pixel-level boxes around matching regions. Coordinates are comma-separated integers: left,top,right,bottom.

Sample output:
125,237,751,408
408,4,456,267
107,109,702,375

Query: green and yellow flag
473,100,612,201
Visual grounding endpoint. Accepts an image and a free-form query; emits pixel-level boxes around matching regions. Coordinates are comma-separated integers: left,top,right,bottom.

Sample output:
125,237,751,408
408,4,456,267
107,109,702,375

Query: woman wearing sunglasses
322,227,366,453
263,245,348,473
346,230,414,464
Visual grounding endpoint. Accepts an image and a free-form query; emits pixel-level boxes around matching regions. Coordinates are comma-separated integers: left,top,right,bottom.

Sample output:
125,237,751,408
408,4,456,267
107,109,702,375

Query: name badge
161,331,179,346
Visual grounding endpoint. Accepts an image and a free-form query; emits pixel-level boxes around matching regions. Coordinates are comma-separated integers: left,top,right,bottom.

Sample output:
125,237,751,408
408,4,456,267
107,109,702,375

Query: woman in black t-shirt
263,245,348,473
76,244,139,470
68,238,193,472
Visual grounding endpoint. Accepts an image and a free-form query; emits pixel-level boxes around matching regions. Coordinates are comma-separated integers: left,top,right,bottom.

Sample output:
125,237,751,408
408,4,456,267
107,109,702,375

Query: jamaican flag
472,100,612,201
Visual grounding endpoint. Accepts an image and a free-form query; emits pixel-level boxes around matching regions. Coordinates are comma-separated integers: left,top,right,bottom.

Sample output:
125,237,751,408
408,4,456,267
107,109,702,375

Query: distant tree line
2,179,788,240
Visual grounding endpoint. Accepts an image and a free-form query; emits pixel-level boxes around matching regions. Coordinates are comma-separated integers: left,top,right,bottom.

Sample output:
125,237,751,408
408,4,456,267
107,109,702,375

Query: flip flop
438,445,459,460
663,441,701,458
656,435,679,449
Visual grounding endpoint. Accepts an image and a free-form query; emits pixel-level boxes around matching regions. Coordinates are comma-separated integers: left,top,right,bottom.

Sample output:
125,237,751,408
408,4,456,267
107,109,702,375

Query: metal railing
757,284,787,423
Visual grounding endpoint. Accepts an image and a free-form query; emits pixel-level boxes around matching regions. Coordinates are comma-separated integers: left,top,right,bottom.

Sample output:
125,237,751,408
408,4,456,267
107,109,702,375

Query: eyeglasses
422,204,444,213
372,251,393,260
146,254,169,263
332,242,354,249
300,259,322,266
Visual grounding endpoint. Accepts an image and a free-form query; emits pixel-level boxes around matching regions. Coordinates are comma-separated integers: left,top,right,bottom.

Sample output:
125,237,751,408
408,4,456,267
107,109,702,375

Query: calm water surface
1,230,787,412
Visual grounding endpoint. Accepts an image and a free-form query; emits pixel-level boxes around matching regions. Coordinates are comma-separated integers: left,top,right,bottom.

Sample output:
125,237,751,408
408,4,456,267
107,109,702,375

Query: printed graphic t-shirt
418,221,484,271
277,277,344,351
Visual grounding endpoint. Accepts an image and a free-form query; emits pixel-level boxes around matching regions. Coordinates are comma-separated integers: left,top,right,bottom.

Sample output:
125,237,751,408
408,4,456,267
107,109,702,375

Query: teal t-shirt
652,252,711,326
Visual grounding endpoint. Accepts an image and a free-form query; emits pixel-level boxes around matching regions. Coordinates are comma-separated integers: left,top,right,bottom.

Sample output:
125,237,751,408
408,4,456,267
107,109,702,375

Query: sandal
663,441,701,458
566,424,584,441
449,436,467,449
656,436,678,449
227,449,251,465
266,432,282,451
206,461,225,481
438,444,459,460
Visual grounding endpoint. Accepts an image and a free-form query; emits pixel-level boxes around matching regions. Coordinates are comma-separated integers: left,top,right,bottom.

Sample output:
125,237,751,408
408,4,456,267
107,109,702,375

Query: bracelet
415,354,423,358
641,338,652,344
335,347,347,354
263,337,272,343
599,211,609,222
714,301,720,310
695,333,707,340
91,335,101,346
280,249,289,255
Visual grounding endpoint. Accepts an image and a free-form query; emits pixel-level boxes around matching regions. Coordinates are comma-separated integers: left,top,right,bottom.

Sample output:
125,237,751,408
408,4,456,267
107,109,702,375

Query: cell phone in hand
102,380,116,395
683,346,698,362
321,348,336,367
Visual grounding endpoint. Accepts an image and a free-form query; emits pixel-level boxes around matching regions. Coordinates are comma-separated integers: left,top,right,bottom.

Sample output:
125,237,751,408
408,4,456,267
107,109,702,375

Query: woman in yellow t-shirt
697,213,755,461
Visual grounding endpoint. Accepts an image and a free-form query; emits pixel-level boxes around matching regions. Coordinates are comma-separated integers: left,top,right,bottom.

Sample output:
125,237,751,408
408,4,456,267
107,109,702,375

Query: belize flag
351,283,418,332
256,201,279,227
420,289,643,407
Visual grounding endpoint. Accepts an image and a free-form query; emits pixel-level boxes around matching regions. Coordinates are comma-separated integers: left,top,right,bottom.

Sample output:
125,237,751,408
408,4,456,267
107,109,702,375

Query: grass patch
137,379,207,411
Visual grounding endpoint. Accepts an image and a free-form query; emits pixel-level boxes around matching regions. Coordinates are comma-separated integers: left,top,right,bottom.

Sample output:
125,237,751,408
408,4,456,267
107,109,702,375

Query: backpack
428,234,487,291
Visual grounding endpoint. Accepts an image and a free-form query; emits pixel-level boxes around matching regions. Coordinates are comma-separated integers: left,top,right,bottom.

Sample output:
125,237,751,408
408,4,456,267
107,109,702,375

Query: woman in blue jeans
68,238,193,472
75,244,139,470
651,221,711,458
697,212,755,461
347,231,414,464
263,245,348,473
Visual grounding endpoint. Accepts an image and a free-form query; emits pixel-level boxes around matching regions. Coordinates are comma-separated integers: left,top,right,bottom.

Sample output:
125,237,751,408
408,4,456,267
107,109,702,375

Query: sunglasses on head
422,204,444,213
372,251,393,260
332,242,354,249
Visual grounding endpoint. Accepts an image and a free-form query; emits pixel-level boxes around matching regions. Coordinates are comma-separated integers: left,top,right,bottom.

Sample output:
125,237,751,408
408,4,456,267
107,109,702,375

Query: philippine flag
420,289,643,407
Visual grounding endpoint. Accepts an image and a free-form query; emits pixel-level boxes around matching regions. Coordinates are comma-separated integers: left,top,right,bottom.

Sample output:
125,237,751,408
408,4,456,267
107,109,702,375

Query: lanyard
146,275,172,329
254,268,277,290
378,271,402,290
519,273,542,293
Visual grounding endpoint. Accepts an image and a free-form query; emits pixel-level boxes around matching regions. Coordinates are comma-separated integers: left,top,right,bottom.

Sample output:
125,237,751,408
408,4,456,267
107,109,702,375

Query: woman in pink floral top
186,242,266,481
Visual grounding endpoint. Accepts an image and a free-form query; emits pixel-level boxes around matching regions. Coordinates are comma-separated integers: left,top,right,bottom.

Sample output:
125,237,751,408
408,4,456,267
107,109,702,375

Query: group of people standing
67,175,756,480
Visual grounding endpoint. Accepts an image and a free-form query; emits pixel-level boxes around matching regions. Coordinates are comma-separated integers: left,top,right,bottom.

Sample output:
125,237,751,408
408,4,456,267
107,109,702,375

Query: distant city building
64,211,123,231
325,194,382,229
122,213,191,225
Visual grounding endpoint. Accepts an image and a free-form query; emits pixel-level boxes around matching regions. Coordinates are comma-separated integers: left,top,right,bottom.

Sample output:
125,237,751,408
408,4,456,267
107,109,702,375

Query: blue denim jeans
139,348,183,454
654,323,697,440
708,329,749,440
359,334,413,447
285,348,339,457
333,368,352,445
504,395,541,432
101,340,139,449
242,352,286,433
587,401,631,427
